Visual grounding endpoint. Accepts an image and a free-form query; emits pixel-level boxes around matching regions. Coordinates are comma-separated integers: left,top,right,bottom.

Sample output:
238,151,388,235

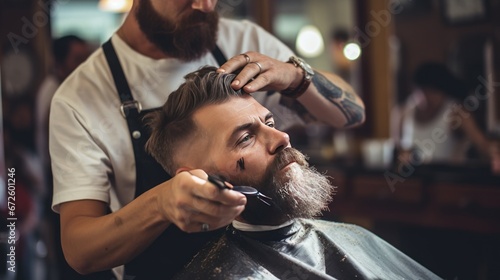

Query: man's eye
266,121,275,128
238,134,252,145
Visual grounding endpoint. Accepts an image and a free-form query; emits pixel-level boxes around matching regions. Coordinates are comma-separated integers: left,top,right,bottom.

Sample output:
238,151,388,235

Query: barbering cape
173,219,441,280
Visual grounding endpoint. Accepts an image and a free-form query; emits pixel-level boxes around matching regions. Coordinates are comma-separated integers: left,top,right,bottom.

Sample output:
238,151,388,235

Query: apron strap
212,45,228,67
102,40,145,196
102,40,133,103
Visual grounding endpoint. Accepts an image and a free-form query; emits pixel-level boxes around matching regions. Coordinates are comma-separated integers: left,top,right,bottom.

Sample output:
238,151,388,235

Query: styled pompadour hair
145,66,245,175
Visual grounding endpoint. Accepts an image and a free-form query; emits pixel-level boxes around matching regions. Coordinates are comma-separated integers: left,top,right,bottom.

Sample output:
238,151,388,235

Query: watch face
289,56,314,80
302,61,314,76
295,57,314,78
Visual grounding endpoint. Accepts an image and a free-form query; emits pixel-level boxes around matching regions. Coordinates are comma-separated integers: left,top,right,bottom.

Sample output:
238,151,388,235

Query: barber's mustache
174,10,218,30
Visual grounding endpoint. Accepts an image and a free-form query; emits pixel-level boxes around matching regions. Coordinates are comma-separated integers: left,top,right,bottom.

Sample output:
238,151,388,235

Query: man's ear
175,167,192,175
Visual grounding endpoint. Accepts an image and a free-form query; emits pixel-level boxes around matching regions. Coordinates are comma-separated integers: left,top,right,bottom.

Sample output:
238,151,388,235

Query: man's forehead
193,96,266,132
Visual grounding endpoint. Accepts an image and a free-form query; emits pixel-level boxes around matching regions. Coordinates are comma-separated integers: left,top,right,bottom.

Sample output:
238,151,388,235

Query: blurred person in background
392,62,492,165
34,35,91,280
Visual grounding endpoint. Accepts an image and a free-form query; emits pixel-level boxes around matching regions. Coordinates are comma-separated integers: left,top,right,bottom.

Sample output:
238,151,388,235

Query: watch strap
280,77,311,98
280,56,313,98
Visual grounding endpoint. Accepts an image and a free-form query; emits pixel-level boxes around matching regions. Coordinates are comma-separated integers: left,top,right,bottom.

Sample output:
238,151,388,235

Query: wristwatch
281,56,315,98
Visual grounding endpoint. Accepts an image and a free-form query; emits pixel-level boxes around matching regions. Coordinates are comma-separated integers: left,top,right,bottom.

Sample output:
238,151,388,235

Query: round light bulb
343,43,361,61
296,25,324,58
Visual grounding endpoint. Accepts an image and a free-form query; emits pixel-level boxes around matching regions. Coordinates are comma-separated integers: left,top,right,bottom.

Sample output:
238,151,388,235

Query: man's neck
116,14,170,60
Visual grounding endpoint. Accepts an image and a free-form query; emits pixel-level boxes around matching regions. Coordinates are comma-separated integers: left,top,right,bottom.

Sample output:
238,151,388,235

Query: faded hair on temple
145,66,245,175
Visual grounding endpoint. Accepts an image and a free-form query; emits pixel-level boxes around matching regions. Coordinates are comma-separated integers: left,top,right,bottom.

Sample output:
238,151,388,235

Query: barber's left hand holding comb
156,169,247,233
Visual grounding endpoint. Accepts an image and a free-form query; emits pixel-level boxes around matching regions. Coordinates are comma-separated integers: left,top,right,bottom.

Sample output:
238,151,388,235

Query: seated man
145,66,440,280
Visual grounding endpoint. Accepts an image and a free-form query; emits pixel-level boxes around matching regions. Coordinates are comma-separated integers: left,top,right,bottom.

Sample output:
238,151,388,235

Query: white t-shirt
50,18,303,213
401,99,468,163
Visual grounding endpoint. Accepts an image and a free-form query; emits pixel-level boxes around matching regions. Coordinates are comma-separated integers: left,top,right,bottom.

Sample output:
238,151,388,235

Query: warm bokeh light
296,25,324,58
98,0,132,13
343,42,361,60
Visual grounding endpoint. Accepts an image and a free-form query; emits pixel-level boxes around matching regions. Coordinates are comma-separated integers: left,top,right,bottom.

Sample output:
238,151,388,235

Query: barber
50,0,365,279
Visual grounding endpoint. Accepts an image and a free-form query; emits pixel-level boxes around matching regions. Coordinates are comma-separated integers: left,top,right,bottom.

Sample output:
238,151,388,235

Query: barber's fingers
167,171,244,232
186,169,247,207
171,170,245,207
158,171,244,231
217,52,253,74
189,192,244,220
184,169,208,180
217,51,295,94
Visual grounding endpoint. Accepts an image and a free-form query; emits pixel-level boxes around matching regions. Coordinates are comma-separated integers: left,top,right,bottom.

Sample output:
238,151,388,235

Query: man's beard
136,0,219,61
236,148,335,225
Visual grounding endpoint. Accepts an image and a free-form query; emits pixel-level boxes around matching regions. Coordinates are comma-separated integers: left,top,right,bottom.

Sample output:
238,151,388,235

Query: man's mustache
269,147,309,174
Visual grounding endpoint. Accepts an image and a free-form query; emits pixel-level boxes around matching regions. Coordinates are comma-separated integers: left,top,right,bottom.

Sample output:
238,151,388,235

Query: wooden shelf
318,163,500,234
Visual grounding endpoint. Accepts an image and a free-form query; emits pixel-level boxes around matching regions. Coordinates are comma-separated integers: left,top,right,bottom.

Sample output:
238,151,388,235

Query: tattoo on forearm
279,96,317,122
312,72,364,126
344,91,356,101
334,100,364,126
313,72,343,99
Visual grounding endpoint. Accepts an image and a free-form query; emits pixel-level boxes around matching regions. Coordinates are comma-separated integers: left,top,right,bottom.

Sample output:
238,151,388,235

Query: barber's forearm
60,186,170,274
298,70,365,128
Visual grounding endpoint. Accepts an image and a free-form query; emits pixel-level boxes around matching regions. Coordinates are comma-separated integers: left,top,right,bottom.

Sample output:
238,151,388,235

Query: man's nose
268,129,290,155
191,0,217,12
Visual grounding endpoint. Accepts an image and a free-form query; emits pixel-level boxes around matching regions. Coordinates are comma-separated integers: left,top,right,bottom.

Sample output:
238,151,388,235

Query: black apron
102,40,228,279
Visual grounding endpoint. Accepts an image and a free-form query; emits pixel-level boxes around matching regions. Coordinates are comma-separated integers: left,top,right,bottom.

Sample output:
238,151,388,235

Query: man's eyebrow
227,122,253,147
265,112,273,121
227,111,274,146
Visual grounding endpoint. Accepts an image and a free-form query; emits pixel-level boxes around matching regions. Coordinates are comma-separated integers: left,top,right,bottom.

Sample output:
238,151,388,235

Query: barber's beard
136,0,219,61
238,148,335,226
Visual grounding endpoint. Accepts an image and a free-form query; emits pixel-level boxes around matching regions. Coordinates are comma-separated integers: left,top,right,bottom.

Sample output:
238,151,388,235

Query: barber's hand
158,170,246,233
217,51,302,94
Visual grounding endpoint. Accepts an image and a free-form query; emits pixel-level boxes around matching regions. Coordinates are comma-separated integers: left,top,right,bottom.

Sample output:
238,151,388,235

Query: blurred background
0,0,499,279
